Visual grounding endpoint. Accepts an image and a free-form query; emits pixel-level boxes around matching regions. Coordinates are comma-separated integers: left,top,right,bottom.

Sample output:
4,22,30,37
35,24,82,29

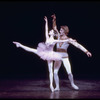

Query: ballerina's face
49,30,54,36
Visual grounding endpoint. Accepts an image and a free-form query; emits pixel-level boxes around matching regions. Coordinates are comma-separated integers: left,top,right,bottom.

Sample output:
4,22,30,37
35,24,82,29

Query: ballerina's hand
13,41,21,48
44,16,47,21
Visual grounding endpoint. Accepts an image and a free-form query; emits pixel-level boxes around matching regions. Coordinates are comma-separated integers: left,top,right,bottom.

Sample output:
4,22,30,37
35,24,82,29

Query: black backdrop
0,1,100,80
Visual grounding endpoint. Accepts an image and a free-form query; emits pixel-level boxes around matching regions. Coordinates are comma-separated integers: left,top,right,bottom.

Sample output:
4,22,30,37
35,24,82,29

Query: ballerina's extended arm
53,39,69,43
44,16,49,41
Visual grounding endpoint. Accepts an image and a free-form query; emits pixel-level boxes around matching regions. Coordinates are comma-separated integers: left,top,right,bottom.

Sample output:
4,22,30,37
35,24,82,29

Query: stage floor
0,79,100,99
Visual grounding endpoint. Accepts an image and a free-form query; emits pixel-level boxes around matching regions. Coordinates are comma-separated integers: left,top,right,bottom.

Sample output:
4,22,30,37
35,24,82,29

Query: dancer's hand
51,14,56,20
44,16,47,22
86,51,92,57
13,41,21,48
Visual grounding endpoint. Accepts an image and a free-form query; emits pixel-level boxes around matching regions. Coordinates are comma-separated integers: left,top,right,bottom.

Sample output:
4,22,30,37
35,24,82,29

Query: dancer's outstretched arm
51,14,60,39
68,38,92,57
13,41,37,54
51,14,59,34
51,14,57,31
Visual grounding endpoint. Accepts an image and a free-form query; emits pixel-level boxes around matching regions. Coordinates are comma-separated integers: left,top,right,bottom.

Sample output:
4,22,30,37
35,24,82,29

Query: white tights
54,58,79,91
47,61,54,92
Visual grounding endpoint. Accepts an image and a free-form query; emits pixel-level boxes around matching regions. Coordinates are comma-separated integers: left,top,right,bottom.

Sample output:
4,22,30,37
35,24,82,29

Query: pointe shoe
50,86,54,92
13,42,20,48
16,44,20,48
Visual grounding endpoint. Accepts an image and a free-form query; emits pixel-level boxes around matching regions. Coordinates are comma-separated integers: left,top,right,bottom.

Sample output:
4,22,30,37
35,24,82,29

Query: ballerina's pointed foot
13,41,20,48
50,86,55,92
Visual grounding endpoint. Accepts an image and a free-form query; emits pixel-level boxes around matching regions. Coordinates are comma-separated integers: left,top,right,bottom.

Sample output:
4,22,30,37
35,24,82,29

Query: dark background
0,1,99,80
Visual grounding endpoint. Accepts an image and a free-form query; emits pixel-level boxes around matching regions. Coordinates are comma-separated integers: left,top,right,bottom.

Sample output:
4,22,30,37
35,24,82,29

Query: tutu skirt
37,42,62,61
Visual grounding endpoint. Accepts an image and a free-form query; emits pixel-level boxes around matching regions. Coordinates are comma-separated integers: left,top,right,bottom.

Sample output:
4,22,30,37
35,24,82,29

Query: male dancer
51,14,92,91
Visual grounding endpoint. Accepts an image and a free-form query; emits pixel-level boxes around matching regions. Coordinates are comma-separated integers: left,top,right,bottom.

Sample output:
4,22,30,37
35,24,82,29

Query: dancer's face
49,30,54,36
60,28,65,36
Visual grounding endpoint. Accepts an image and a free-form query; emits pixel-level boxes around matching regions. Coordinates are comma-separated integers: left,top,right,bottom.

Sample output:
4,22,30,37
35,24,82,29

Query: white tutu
37,42,62,61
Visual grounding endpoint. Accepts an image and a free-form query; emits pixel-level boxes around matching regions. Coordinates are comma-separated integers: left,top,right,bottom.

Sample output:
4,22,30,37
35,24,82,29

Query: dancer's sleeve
68,38,89,53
